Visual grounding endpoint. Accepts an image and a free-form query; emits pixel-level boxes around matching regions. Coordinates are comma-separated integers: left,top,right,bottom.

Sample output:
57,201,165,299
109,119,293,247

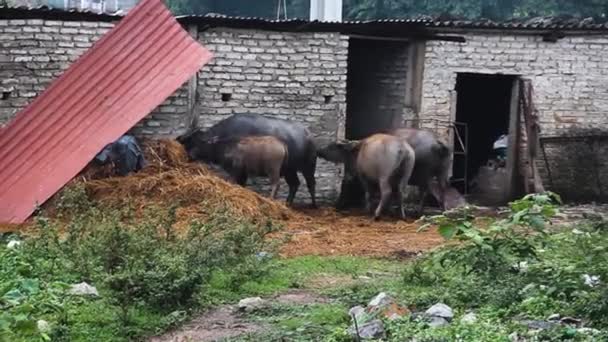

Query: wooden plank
506,78,520,200
186,23,200,130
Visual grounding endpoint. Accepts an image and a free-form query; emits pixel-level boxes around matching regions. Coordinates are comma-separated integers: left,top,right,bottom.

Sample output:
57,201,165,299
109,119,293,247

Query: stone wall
421,32,608,201
196,28,349,202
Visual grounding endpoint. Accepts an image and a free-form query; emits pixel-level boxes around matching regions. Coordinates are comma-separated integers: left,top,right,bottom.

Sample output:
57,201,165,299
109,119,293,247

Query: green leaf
528,216,546,231
13,319,36,334
438,225,458,240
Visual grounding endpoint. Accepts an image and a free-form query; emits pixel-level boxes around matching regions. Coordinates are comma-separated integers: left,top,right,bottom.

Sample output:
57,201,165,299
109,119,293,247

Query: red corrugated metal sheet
0,0,213,223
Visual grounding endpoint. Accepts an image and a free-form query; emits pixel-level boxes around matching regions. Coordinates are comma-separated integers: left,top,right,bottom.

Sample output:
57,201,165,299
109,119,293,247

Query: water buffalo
177,113,317,207
318,134,415,220
187,135,288,199
389,128,466,212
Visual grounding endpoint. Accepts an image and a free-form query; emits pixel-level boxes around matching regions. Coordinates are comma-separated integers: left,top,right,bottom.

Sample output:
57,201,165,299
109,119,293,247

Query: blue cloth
94,135,146,176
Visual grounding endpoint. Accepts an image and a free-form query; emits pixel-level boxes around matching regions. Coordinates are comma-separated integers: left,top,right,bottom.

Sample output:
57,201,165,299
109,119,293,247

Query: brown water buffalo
389,128,466,212
318,134,415,220
185,135,288,199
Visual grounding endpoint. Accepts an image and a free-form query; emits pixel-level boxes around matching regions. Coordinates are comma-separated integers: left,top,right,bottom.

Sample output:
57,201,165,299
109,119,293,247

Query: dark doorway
453,73,515,198
339,38,409,208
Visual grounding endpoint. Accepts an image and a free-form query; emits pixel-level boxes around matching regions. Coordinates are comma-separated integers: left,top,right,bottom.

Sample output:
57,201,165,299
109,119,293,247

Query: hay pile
79,139,294,224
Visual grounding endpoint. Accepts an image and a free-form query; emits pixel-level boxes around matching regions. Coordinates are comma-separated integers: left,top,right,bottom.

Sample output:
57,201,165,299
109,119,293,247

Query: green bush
0,185,278,341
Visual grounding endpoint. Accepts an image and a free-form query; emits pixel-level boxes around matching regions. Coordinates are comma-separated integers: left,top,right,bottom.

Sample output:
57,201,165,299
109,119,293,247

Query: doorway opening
339,38,410,208
453,73,516,204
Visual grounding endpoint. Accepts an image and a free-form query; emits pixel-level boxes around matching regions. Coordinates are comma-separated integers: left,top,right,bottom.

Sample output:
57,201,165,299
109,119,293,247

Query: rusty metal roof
0,0,213,224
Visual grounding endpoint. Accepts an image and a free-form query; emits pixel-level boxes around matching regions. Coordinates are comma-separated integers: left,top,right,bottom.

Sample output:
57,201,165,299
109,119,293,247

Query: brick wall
421,32,608,201
196,28,349,202
0,19,113,124
0,18,191,137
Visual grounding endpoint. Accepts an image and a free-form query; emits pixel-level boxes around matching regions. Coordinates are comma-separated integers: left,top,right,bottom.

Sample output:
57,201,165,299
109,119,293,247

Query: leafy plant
418,192,561,276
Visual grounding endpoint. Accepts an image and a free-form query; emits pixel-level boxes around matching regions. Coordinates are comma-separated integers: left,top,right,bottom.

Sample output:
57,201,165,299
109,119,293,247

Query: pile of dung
78,139,294,225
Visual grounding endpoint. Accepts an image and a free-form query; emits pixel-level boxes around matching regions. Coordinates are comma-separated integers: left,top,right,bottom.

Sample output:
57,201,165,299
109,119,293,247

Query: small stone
461,312,478,324
348,319,385,340
547,313,560,321
37,320,50,333
560,317,582,326
520,319,558,330
349,305,366,322
69,282,99,297
578,327,600,335
425,303,454,321
255,252,272,260
428,316,449,328
237,297,266,312
509,332,520,342
368,292,392,308
6,240,22,249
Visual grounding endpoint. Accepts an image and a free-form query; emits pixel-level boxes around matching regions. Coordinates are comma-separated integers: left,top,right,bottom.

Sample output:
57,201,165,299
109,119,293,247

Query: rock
461,312,477,324
37,320,50,333
237,297,266,312
520,319,558,330
368,292,393,308
547,313,560,321
583,274,600,287
428,316,449,328
68,282,99,297
349,305,366,324
255,252,272,260
6,240,21,249
348,319,385,340
578,327,601,335
508,332,521,342
382,303,409,321
425,303,454,321
560,317,582,326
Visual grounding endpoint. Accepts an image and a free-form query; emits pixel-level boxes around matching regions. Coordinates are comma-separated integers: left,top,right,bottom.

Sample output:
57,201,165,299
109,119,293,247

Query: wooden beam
505,78,520,200
186,23,200,130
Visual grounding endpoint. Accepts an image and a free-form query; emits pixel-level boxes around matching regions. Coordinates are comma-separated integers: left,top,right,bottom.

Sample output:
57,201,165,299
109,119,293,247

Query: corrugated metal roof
3,5,607,32
0,0,213,224
427,16,608,30
0,4,122,20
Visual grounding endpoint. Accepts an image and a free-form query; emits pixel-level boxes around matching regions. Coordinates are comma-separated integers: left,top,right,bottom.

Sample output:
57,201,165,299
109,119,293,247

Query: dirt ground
275,207,444,259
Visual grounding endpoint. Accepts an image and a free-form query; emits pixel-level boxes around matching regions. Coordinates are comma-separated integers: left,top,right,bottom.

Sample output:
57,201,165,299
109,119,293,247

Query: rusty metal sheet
0,0,213,223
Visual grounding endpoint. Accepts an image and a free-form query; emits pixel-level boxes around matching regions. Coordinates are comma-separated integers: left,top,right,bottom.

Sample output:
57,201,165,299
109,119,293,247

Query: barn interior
340,37,410,208
453,73,516,204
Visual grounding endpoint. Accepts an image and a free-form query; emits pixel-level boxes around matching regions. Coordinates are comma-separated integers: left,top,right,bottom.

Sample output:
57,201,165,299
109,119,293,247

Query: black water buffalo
389,128,466,212
318,134,415,220
177,113,317,207
187,135,288,199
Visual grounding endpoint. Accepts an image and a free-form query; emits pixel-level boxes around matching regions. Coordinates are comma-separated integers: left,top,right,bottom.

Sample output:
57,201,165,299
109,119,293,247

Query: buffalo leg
417,188,427,216
303,164,317,208
234,170,248,187
375,179,392,220
284,171,300,206
393,184,406,220
360,178,373,214
269,171,281,199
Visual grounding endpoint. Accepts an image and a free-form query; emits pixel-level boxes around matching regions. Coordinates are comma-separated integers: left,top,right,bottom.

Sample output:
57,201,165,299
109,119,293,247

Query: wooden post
186,24,200,131
506,78,520,200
